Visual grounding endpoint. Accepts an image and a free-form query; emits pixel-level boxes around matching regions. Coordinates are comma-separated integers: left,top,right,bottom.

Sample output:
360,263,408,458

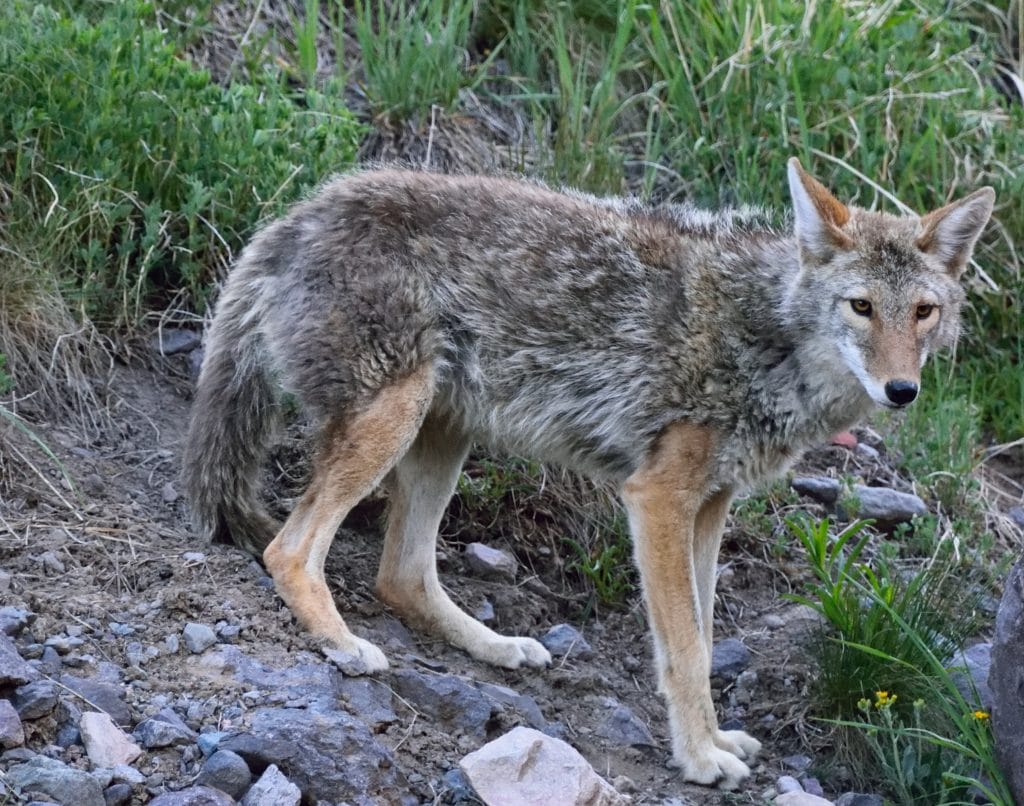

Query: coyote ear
787,158,852,263
916,187,996,277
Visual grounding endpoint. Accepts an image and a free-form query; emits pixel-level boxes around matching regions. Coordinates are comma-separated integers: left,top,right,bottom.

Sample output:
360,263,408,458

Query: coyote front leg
622,422,751,790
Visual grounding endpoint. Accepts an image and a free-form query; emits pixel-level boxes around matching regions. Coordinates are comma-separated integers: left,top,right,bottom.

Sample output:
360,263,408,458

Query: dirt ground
5,345,968,805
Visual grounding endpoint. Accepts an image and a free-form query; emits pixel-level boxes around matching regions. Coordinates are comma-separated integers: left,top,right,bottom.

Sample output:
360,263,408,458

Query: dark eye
850,299,873,317
916,304,935,320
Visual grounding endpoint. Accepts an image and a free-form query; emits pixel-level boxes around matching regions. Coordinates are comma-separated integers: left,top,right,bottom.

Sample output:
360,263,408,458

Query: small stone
0,607,35,638
835,795,884,806
216,624,240,641
792,476,841,504
39,550,66,574
183,623,217,654
1,633,38,687
83,474,105,496
12,680,59,719
182,551,207,564
61,675,132,727
323,647,368,676
45,634,85,654
803,778,825,797
104,782,134,806
147,786,235,805
711,638,751,680
241,763,301,806
392,669,499,737
152,328,201,356
777,775,803,794
162,482,180,503
197,731,228,757
764,614,786,629
0,699,26,748
622,654,642,672
539,623,594,660
0,569,11,593
7,755,105,806
474,599,495,623
108,622,136,638
475,681,547,731
459,726,626,805
612,774,637,794
441,768,475,802
196,749,252,800
80,711,142,767
1009,506,1024,529
164,634,180,654
133,709,196,748
855,443,880,461
336,678,399,730
850,484,927,524
781,754,813,773
775,794,834,806
595,702,655,747
111,764,146,785
464,542,517,581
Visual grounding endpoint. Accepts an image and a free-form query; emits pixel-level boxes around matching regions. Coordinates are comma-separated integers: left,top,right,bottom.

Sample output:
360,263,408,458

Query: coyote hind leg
262,365,433,671
375,416,551,670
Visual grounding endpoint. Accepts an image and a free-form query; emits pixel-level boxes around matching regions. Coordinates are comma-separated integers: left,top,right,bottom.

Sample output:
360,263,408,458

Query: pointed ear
787,158,852,263
916,187,995,277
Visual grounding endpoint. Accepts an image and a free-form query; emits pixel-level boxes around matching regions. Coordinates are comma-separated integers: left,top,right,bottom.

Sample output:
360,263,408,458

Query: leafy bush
0,0,362,327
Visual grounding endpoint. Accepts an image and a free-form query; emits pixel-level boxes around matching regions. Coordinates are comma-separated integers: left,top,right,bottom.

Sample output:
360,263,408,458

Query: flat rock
791,477,841,505
711,638,751,680
242,763,302,806
12,680,58,720
0,607,35,637
474,681,547,731
459,726,626,806
0,698,25,748
540,623,594,660
392,669,500,737
134,708,197,748
148,786,236,806
337,677,399,730
80,711,142,767
595,702,655,747
0,632,38,687
775,794,834,806
851,484,927,524
991,559,1024,804
464,542,517,581
218,705,407,802
197,749,252,799
152,327,201,356
183,623,218,654
7,754,105,806
61,674,132,727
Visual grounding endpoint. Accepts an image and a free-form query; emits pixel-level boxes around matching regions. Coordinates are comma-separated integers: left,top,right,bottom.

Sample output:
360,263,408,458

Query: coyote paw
675,745,751,790
714,729,762,761
325,635,389,674
473,636,552,670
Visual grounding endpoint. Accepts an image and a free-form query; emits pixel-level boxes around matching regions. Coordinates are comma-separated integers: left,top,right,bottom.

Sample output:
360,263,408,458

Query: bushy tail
182,285,280,556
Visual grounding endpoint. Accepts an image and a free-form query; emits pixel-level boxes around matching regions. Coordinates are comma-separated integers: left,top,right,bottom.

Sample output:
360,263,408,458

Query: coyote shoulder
183,160,994,789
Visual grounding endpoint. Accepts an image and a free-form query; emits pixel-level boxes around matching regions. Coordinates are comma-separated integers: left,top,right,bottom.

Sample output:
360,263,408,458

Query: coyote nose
884,380,918,406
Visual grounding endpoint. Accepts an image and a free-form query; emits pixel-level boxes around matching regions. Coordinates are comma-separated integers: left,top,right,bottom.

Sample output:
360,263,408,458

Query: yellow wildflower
973,710,990,721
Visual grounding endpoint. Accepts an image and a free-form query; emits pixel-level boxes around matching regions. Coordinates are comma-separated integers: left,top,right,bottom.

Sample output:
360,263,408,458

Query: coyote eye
915,304,935,320
850,299,873,317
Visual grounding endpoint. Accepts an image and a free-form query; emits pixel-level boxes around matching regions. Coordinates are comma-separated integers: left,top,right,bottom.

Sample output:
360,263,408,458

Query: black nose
884,380,918,406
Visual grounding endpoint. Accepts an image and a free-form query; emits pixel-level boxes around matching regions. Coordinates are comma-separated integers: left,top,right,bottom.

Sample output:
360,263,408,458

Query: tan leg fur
375,417,551,669
262,365,434,671
621,422,756,789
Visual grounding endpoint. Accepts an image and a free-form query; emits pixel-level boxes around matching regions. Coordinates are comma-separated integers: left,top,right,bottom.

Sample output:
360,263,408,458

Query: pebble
103,782,134,806
147,786,235,805
855,443,880,461
152,328,201,356
183,623,217,654
198,731,229,757
0,699,26,748
777,775,803,794
61,675,132,727
323,646,369,676
1009,506,1024,529
474,599,495,623
835,795,884,806
1,633,38,688
803,777,825,797
183,551,207,563
109,622,136,637
337,677,400,730
134,709,197,748
241,763,302,806
850,484,928,523
781,754,813,773
710,637,751,679
392,669,499,737
464,542,518,581
791,476,841,505
441,768,475,802
39,550,66,574
111,763,147,785
459,726,627,806
161,482,180,503
776,794,834,806
763,614,786,629
0,607,35,638
0,569,10,593
595,702,655,747
12,680,59,720
196,749,252,800
80,711,142,767
539,623,595,660
45,634,85,654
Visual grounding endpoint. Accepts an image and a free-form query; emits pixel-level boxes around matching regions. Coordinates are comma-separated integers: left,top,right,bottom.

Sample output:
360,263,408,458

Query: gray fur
183,168,984,551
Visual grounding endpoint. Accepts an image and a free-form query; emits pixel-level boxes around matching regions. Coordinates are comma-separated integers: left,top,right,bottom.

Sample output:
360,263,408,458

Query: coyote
183,160,994,789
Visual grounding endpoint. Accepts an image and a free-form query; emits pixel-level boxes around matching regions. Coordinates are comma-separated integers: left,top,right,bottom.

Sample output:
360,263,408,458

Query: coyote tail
182,278,280,556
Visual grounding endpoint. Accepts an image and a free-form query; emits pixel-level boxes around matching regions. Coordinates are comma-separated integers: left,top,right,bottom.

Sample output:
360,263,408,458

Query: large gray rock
459,726,626,806
61,674,132,727
218,706,407,803
80,711,142,767
337,677,400,730
711,638,751,679
0,606,34,637
991,559,1024,805
392,669,500,738
12,680,58,719
850,485,927,524
242,764,301,806
134,707,197,748
0,632,37,687
791,477,841,505
951,642,993,710
7,754,105,806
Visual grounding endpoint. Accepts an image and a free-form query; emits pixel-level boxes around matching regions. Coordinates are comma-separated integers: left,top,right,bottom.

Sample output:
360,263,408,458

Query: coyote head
786,159,995,409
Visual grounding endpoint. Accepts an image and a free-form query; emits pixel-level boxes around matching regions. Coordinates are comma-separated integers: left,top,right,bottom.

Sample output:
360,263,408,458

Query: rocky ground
0,334,1021,806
